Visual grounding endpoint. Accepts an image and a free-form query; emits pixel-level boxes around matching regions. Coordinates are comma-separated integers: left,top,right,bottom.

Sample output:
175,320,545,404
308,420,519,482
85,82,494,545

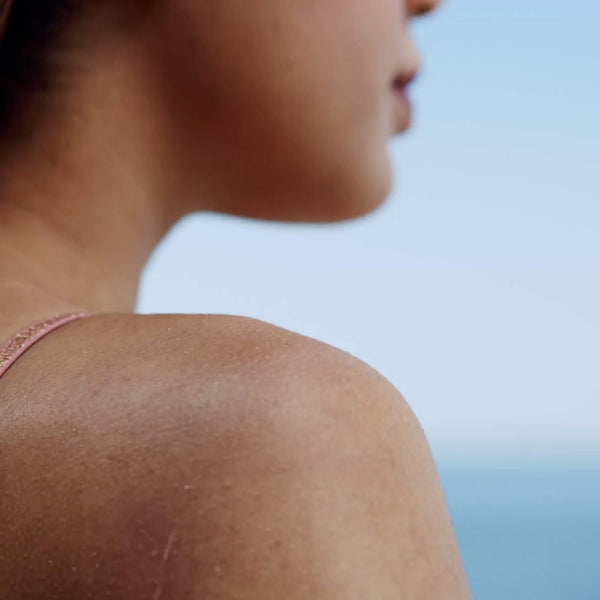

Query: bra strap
0,312,96,379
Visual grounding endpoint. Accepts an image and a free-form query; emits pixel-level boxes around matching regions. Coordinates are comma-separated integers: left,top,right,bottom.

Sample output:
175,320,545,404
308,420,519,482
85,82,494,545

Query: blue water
439,462,600,600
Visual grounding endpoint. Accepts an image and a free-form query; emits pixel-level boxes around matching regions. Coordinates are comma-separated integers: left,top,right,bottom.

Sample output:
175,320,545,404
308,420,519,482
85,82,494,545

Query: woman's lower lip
391,86,412,132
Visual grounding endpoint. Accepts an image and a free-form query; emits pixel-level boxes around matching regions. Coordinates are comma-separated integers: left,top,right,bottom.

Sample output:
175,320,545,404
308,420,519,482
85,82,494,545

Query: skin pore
0,0,440,319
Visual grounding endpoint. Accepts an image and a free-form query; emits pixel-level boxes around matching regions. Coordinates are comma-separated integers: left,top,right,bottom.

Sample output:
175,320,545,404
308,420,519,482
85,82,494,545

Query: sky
138,1,600,462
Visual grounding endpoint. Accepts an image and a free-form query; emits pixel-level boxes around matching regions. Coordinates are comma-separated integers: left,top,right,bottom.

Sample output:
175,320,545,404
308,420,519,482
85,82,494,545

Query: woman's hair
0,0,82,141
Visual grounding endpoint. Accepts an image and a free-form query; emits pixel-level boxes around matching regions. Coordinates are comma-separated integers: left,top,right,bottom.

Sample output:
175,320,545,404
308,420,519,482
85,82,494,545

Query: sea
438,460,600,600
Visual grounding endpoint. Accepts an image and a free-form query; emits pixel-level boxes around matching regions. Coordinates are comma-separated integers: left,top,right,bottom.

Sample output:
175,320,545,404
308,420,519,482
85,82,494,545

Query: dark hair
0,0,82,142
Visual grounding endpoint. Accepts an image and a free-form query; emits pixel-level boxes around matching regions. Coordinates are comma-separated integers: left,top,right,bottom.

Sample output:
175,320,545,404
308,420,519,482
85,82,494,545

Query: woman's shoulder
62,311,368,391
1,311,389,419
1,311,327,386
0,312,421,598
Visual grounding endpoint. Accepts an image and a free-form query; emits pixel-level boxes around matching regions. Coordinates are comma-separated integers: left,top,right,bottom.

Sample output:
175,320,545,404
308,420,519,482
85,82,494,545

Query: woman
0,0,471,597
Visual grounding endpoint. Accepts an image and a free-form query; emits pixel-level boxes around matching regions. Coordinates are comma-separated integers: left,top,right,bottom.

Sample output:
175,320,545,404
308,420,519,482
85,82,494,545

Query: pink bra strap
0,312,96,379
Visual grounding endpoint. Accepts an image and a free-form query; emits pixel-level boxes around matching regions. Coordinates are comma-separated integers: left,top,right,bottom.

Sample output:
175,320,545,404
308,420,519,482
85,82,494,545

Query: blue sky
138,1,599,461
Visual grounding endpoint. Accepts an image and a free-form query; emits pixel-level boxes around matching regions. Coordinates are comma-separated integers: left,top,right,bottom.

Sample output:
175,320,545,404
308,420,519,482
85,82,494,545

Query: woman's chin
296,154,393,223
225,180,392,224
217,199,385,225
212,144,394,224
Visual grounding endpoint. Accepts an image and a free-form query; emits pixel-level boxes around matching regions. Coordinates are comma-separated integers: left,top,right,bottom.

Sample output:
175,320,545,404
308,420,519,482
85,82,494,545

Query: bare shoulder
0,312,463,598
1,311,415,482
0,310,399,478
0,312,420,597
1,310,401,414
1,311,409,457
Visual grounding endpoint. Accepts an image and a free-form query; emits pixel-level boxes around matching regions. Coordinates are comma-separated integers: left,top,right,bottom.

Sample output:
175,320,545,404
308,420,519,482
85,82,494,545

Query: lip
390,70,417,133
393,69,418,89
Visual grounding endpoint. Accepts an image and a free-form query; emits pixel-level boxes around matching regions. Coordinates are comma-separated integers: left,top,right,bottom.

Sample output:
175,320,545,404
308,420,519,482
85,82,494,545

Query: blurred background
138,0,600,598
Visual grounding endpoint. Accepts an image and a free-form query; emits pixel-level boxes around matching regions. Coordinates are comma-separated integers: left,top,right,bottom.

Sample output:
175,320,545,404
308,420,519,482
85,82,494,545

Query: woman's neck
0,38,196,315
